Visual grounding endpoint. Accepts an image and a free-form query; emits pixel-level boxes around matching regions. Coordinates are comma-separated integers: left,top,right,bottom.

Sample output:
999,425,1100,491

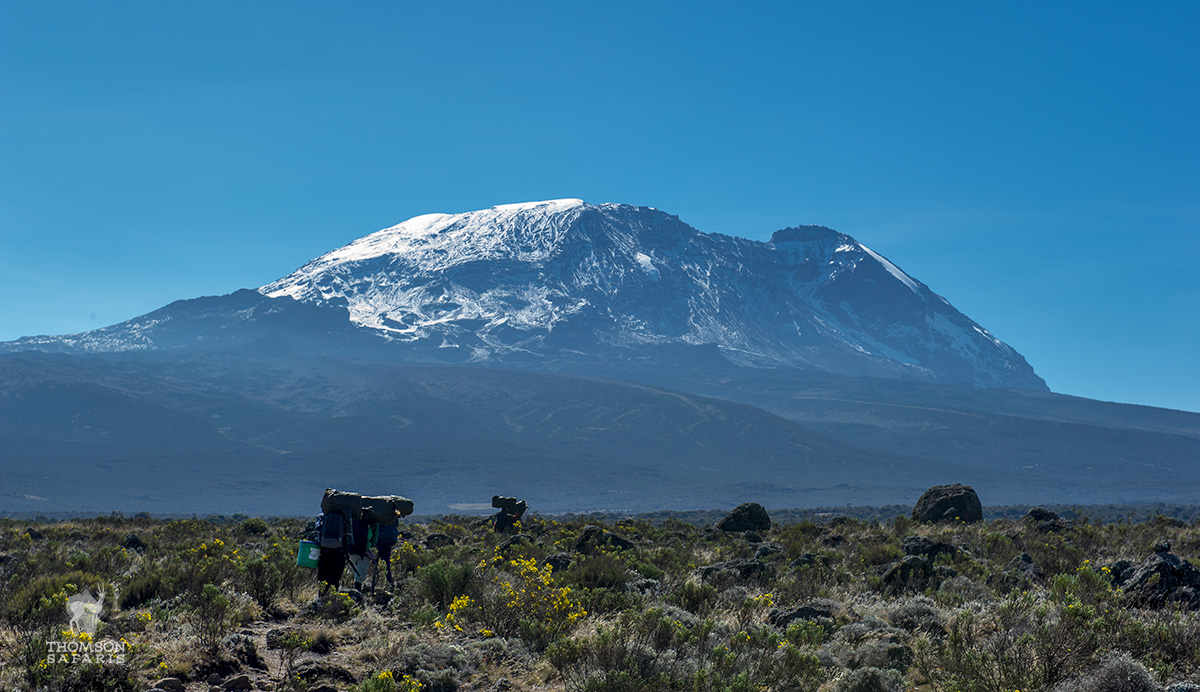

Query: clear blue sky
2,2,1197,412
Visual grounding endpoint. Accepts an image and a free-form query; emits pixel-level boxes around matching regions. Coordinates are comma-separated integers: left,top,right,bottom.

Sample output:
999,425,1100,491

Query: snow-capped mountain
260,199,1045,389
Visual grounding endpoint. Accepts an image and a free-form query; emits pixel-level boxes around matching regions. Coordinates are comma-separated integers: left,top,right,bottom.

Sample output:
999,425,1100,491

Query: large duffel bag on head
321,488,363,519
362,495,414,524
392,495,414,518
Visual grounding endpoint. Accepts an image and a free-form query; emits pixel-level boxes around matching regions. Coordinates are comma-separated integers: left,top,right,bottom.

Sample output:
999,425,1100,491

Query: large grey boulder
911,484,982,523
1121,551,1200,610
716,503,771,533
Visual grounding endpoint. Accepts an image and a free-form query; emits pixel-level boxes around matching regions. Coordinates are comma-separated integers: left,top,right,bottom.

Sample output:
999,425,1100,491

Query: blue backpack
377,522,399,549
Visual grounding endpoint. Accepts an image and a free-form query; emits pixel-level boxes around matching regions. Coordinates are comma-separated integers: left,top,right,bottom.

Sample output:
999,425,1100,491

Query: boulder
768,601,835,628
902,536,957,561
424,533,456,549
1121,551,1200,610
755,544,783,559
791,553,831,569
23,526,44,540
544,553,574,573
575,525,635,555
122,533,147,552
221,633,267,670
696,558,770,581
912,484,982,523
715,503,771,533
881,556,933,591
1007,552,1044,581
221,675,253,692
151,679,185,692
497,533,534,552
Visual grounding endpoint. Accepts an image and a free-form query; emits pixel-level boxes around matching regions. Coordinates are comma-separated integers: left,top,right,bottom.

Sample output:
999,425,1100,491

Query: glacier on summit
260,199,1046,390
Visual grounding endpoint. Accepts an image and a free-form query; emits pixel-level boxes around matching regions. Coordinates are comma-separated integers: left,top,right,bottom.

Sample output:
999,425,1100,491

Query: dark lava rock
575,525,635,555
769,601,835,628
122,533,147,552
1105,559,1134,586
911,484,983,523
265,628,287,650
742,531,764,543
1122,551,1200,609
23,527,44,540
902,536,957,561
1024,507,1059,522
544,553,574,573
820,532,847,547
424,533,456,549
150,679,185,692
715,503,771,533
791,553,831,568
696,558,770,581
295,661,357,685
755,544,783,559
497,533,534,552
881,556,932,590
1007,552,1045,581
221,634,267,670
220,675,252,692
309,686,340,692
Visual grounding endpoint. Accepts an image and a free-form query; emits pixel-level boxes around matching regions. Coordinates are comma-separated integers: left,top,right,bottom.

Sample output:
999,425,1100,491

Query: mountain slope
0,353,979,515
260,199,1045,389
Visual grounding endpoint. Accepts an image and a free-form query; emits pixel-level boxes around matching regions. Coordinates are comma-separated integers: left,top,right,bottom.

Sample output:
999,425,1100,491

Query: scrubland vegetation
2,510,1199,692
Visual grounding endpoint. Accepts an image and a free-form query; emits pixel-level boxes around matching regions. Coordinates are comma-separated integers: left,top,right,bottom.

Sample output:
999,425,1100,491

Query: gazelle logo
66,588,105,636
44,586,128,665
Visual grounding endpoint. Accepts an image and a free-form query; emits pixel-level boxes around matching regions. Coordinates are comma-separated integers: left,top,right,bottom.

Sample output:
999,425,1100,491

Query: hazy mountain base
3,513,1199,692
4,351,1200,516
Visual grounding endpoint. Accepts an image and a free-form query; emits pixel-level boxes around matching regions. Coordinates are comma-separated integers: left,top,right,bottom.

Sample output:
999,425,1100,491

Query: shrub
417,558,475,610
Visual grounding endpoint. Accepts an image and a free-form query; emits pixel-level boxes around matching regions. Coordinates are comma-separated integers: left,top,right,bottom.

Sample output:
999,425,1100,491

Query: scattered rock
1166,684,1200,692
933,566,958,581
544,553,574,573
902,536,957,561
424,533,456,549
911,484,983,523
755,544,783,559
309,686,339,692
696,557,770,581
265,628,287,650
222,633,267,670
150,679,185,692
791,553,831,568
221,674,253,692
498,533,534,552
1154,538,1172,554
296,661,358,685
820,532,846,547
1007,552,1045,581
742,530,764,543
206,674,224,686
23,526,44,540
881,556,932,591
575,525,635,555
769,601,835,629
1024,507,1068,533
626,577,662,594
1104,559,1134,587
1024,507,1059,522
122,533,147,552
715,503,771,533
1121,550,1200,610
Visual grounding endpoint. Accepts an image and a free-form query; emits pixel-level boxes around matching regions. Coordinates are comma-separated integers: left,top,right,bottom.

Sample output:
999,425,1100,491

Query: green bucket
296,540,320,569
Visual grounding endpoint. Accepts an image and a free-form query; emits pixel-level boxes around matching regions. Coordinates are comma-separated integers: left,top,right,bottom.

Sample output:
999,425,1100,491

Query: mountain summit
260,199,1045,389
